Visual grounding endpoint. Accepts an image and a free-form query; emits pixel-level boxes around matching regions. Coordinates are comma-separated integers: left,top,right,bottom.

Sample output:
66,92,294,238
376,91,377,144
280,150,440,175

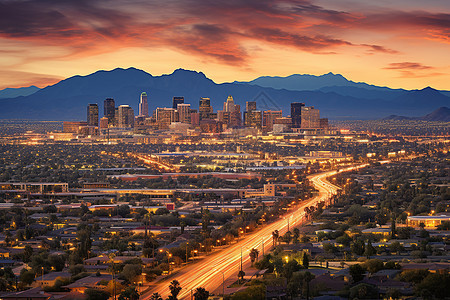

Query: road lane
141,165,366,299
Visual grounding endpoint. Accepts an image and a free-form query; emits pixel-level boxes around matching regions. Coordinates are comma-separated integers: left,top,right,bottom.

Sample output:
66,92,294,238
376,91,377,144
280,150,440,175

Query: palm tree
193,287,210,300
283,231,292,244
149,293,162,300
249,248,260,266
272,230,279,246
168,280,181,300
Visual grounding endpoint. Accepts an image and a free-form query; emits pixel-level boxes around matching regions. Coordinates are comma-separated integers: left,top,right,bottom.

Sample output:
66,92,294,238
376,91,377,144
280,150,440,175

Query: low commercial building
407,214,450,228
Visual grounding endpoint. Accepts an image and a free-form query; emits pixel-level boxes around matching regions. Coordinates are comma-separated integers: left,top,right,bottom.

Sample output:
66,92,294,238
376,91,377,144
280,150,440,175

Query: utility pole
185,242,189,264
221,271,225,296
240,247,243,271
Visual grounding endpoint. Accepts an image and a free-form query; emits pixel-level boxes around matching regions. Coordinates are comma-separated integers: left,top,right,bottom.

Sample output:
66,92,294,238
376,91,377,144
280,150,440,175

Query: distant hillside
420,107,450,122
0,86,40,99
0,68,449,120
383,107,450,122
240,72,406,92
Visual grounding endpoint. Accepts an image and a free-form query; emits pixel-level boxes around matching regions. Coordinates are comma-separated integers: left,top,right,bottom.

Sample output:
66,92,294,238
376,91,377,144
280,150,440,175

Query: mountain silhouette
0,68,448,120
383,106,450,122
0,86,40,99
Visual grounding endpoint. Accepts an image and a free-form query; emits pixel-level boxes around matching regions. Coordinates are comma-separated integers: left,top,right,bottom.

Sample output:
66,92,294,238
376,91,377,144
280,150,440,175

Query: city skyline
1,0,450,90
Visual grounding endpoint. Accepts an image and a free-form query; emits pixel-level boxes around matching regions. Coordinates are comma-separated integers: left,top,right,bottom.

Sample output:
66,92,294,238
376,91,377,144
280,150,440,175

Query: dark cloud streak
2,0,449,66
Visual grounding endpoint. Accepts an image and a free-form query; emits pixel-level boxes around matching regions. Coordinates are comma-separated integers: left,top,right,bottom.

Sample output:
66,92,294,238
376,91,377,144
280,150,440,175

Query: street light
159,249,172,274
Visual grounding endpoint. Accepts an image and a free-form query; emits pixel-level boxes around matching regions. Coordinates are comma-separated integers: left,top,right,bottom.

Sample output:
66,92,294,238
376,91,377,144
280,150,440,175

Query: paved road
141,165,366,299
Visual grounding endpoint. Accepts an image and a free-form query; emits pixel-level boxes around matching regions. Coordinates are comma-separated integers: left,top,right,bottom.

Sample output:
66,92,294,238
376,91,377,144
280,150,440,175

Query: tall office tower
177,103,191,124
244,101,261,128
263,110,283,132
139,92,149,117
244,110,263,128
291,102,305,128
222,95,241,127
199,97,213,120
301,106,320,129
246,101,257,112
218,110,230,125
172,97,184,109
229,104,242,127
118,105,134,128
128,107,135,128
223,95,235,112
104,98,115,123
156,108,176,129
87,104,99,127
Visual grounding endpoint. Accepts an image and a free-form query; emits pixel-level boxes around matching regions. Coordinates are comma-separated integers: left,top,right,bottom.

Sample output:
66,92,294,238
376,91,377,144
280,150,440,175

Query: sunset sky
1,0,450,90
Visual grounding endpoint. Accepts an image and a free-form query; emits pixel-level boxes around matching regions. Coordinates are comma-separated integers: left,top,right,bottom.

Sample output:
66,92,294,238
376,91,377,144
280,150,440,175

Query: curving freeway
141,165,367,299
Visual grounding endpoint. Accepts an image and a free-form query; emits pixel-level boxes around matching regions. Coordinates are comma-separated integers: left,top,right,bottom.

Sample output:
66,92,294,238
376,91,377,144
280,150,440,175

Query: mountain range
0,86,40,99
384,106,450,122
0,68,449,120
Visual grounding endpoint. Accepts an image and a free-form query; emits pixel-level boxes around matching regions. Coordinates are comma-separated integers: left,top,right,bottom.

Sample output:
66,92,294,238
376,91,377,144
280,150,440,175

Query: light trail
127,153,178,172
141,165,366,299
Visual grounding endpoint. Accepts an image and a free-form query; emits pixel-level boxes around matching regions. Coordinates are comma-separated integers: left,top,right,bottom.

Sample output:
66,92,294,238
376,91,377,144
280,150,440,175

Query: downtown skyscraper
139,92,149,117
87,104,99,127
104,98,115,123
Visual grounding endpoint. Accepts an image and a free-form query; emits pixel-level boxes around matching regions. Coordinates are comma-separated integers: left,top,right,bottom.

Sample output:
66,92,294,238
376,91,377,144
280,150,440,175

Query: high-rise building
87,104,99,127
156,108,176,130
128,108,135,128
172,97,184,109
139,92,149,117
177,103,191,124
223,95,235,112
118,105,134,128
263,110,282,132
244,110,263,128
301,106,320,129
222,95,241,127
199,97,213,120
244,101,261,128
291,102,305,128
104,98,115,123
246,101,257,112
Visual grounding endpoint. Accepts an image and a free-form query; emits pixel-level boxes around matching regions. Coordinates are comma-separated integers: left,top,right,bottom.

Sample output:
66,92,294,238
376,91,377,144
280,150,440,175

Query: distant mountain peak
421,106,450,122
419,86,438,92
383,106,450,122
171,68,208,78
0,85,40,99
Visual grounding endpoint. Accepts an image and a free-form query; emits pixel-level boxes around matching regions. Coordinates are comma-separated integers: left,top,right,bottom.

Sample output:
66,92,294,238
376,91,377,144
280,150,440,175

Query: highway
141,165,367,299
